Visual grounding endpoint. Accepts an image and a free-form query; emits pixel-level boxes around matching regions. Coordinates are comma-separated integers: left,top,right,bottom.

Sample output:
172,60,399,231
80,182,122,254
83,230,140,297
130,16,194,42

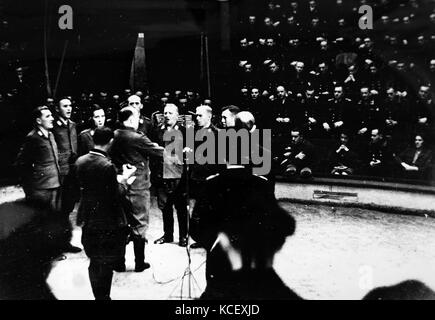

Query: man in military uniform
362,128,393,177
220,105,240,129
190,105,221,184
16,106,61,213
127,94,153,137
110,107,164,272
297,88,322,139
354,87,383,139
321,86,353,138
413,85,433,140
151,104,188,247
279,128,317,178
76,127,137,300
52,98,82,253
188,105,221,249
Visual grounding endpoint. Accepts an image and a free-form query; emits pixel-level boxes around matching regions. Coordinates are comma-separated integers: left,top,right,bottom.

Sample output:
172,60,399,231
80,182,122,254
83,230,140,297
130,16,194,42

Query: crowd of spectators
229,0,435,183
1,0,435,184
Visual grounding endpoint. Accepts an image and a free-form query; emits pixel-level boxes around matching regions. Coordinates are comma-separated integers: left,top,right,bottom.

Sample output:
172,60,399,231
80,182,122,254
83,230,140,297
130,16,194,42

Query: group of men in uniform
16,93,264,300
16,99,82,254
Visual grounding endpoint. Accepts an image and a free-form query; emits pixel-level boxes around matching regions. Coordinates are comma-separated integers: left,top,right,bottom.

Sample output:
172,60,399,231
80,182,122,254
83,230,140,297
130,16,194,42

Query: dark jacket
200,269,302,300
138,116,153,137
149,124,185,183
354,99,384,132
109,126,164,190
363,139,394,176
322,97,353,125
75,150,130,230
327,143,360,174
191,168,295,286
397,147,433,180
52,118,78,176
282,138,317,170
399,147,433,172
190,125,222,182
78,128,94,156
16,129,61,191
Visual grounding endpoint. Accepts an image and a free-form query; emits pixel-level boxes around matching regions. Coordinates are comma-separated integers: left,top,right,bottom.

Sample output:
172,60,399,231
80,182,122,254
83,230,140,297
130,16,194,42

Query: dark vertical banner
129,32,148,95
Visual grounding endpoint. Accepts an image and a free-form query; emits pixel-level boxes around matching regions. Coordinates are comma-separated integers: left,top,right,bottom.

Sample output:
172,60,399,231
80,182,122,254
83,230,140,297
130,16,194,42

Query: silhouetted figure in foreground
363,280,435,300
0,199,69,299
191,167,302,300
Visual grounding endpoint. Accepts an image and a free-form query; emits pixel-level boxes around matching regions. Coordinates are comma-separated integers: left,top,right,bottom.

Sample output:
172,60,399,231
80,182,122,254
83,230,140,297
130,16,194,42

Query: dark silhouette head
0,199,69,299
363,280,435,300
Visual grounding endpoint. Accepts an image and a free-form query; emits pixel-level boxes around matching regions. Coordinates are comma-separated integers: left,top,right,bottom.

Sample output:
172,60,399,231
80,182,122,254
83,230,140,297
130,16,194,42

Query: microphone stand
168,114,202,300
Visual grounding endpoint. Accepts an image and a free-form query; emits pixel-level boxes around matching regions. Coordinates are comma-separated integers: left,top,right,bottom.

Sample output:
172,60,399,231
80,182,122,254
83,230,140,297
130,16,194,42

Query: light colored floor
2,185,435,300
47,204,208,300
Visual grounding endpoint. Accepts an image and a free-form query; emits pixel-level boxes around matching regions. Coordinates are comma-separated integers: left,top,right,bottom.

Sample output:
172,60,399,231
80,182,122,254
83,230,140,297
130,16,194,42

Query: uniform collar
161,124,179,131
89,149,108,158
56,117,69,127
36,126,49,138
121,125,137,132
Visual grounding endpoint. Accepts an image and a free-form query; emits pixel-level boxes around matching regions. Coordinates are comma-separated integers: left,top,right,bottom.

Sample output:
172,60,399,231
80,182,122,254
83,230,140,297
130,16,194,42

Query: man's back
110,127,163,189
75,151,127,230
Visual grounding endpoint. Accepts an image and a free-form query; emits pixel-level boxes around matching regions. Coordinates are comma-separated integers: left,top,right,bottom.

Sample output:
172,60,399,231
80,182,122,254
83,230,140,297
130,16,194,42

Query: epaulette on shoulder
27,129,37,138
80,128,91,135
253,174,269,182
206,173,220,181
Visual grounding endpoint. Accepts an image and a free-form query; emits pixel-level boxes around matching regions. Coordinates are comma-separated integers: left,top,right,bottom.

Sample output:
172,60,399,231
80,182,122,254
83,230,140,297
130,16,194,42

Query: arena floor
2,186,435,300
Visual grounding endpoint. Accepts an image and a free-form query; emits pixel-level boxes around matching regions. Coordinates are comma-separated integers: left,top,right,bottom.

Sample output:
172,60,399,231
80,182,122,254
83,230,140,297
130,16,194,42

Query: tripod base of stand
168,266,203,300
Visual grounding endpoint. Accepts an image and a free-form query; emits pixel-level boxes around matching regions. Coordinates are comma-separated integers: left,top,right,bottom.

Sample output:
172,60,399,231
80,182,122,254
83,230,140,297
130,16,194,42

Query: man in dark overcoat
109,107,164,272
76,127,137,300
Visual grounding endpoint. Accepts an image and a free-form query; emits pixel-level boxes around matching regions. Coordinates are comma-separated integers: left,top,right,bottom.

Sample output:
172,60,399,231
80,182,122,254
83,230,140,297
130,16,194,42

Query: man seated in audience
382,87,408,148
414,85,433,138
272,85,293,145
279,128,317,178
248,87,266,124
362,128,393,177
322,86,352,138
354,87,383,139
327,131,360,176
297,88,322,139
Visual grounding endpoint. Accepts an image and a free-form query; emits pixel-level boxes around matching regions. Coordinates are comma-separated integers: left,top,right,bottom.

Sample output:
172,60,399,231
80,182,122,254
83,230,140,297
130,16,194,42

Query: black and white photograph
0,0,435,305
